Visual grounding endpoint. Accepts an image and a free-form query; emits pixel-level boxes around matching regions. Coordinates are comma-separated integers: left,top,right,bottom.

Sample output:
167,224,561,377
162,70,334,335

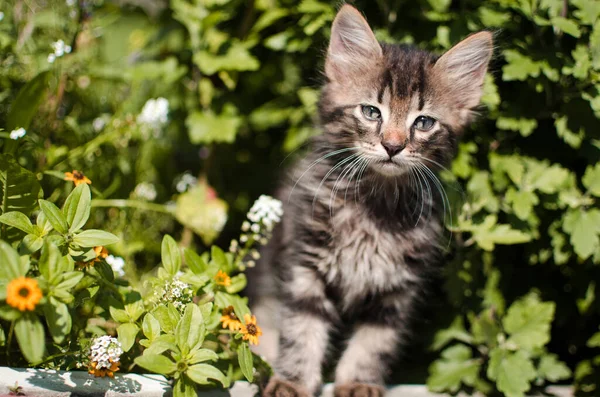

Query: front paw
334,383,385,397
263,376,311,397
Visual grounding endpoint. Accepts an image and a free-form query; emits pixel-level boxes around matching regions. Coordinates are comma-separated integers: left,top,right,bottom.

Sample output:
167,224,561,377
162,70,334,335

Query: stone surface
0,367,573,396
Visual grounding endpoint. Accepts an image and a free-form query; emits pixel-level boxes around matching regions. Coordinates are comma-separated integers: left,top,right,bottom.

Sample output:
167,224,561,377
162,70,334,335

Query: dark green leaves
6,70,51,130
15,315,45,364
0,155,42,217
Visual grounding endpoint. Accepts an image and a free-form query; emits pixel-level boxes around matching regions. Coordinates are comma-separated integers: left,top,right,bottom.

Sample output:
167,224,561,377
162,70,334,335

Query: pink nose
381,142,405,158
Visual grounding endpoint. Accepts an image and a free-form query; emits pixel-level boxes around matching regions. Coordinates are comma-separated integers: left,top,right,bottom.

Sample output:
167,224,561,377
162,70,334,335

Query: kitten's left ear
325,5,382,82
433,31,493,109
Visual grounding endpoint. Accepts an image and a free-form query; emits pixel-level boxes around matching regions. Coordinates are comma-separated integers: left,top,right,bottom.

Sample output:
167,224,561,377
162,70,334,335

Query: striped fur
252,5,493,396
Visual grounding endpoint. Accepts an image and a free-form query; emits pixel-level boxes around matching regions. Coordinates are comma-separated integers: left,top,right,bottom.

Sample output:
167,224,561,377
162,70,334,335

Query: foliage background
1,0,599,395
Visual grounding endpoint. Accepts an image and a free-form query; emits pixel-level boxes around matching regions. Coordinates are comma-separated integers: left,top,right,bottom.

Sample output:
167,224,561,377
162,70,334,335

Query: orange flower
77,246,108,269
6,277,43,311
220,306,242,331
64,170,91,186
214,270,231,287
240,314,262,345
88,360,120,378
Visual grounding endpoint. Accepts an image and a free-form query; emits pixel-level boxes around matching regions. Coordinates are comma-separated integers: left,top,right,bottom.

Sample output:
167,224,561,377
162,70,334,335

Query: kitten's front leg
265,267,335,396
333,323,396,397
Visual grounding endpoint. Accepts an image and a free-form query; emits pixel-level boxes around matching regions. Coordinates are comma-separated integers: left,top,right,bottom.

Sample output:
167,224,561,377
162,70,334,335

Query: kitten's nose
381,142,405,158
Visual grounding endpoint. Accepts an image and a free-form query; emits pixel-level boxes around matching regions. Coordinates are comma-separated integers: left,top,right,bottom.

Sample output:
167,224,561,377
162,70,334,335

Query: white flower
175,172,197,193
66,0,76,6
105,255,125,277
137,98,169,128
93,117,106,132
156,278,193,312
47,40,71,63
0,12,4,21
247,195,283,231
134,182,157,201
9,128,26,140
89,336,122,369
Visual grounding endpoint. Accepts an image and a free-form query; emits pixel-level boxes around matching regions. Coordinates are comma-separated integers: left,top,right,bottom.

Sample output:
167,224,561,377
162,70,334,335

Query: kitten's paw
334,383,385,397
263,376,311,397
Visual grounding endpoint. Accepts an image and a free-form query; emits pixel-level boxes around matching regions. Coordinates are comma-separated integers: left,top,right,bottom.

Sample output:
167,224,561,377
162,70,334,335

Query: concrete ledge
0,367,573,396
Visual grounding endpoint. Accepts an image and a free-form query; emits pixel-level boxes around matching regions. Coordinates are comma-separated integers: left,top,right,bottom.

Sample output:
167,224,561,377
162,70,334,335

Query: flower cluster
133,182,157,201
9,128,26,140
106,255,125,277
77,246,108,270
214,270,231,287
219,307,263,345
229,195,283,270
137,98,169,129
88,336,123,378
48,40,72,63
175,172,197,193
64,170,91,186
6,277,42,311
154,279,194,312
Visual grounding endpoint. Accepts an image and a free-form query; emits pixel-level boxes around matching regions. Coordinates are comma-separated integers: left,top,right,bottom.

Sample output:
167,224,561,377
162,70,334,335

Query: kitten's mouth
372,158,407,176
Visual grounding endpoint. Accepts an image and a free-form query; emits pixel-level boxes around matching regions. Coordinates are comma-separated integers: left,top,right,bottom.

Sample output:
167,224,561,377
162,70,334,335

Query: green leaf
537,353,572,382
505,188,538,220
72,230,119,247
144,334,178,356
173,377,197,397
555,116,584,149
211,246,228,271
117,323,139,352
0,240,25,280
184,248,208,275
238,343,254,382
0,154,42,218
176,304,205,354
503,293,555,350
431,316,473,351
470,309,501,346
496,117,538,137
551,17,581,37
193,42,259,75
587,331,600,347
63,184,91,232
110,307,130,323
583,163,600,197
43,298,71,344
142,313,161,341
39,200,68,234
185,109,242,145
6,71,51,130
0,212,34,234
189,348,218,365
186,363,229,387
427,344,480,393
161,235,181,277
134,354,177,375
487,348,536,397
225,274,247,294
153,304,181,333
125,300,145,322
55,271,84,291
15,314,45,364
562,208,600,260
502,50,542,81
471,215,532,251
175,182,228,246
20,234,43,255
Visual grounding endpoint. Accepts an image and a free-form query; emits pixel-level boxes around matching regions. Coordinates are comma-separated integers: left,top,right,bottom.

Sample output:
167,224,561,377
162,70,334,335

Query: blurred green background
1,0,599,395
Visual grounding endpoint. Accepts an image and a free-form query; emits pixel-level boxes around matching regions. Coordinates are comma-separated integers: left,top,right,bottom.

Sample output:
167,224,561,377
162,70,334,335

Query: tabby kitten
255,5,493,397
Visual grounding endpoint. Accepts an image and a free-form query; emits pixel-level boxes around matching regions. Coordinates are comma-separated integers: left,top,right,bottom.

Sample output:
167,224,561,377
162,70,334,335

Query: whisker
311,153,361,217
329,155,364,217
288,147,360,203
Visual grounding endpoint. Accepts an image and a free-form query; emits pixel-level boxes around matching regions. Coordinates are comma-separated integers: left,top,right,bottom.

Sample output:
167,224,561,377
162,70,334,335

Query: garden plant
0,0,599,396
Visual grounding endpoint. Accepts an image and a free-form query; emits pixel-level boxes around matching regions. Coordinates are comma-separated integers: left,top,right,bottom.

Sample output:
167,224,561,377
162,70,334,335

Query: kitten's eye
413,116,436,131
361,105,382,121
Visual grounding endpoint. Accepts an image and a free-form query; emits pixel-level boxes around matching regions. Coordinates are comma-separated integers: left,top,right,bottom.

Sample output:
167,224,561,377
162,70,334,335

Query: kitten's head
319,5,493,177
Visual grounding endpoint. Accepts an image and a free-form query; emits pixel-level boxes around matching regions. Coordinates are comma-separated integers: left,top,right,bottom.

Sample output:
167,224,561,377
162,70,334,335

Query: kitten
252,5,493,397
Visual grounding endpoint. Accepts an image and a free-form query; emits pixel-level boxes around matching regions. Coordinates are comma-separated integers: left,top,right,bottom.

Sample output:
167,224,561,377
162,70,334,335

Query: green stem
6,321,14,366
91,199,174,214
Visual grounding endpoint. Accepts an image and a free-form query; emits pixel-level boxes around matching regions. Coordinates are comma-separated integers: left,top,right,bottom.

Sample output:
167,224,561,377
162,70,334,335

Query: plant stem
6,321,14,366
91,199,174,214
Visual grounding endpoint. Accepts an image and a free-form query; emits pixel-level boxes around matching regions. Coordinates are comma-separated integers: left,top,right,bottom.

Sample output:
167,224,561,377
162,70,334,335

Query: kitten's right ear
325,5,382,82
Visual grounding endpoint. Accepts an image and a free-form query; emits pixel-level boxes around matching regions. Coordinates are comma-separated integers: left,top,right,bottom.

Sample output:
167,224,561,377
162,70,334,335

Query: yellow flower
77,246,108,270
214,270,231,287
64,170,92,186
6,277,43,312
88,360,120,378
240,314,262,345
220,306,242,331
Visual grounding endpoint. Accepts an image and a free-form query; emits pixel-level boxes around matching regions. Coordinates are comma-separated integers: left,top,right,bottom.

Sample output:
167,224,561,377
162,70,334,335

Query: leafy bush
0,0,599,396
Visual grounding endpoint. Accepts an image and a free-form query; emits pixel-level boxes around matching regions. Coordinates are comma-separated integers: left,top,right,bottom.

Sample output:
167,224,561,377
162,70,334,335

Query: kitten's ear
325,5,382,81
433,32,493,108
